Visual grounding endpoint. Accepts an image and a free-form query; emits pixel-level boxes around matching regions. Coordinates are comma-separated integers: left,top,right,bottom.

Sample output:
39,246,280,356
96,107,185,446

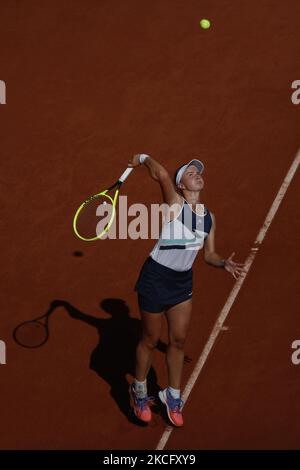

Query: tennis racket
73,167,133,242
13,308,53,348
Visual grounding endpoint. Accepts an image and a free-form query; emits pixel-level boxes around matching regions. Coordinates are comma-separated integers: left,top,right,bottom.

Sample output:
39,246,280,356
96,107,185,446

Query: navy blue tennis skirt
135,256,193,313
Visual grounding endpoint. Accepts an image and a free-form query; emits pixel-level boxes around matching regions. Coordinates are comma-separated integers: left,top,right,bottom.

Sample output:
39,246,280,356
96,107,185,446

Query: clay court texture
1,0,300,450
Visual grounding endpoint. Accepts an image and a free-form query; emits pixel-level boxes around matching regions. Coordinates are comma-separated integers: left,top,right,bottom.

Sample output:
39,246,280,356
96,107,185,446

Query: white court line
156,148,300,450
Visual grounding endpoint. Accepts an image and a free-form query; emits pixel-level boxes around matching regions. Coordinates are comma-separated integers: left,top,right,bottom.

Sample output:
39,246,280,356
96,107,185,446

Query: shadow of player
51,298,162,425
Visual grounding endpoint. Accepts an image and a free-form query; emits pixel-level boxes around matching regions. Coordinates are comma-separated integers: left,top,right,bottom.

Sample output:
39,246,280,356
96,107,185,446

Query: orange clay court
1,0,300,450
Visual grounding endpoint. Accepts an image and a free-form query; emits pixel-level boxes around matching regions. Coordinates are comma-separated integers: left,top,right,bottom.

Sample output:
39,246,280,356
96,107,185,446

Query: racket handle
118,167,134,183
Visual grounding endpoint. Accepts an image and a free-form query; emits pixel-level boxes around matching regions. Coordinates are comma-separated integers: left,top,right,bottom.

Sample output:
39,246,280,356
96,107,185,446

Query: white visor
175,159,204,186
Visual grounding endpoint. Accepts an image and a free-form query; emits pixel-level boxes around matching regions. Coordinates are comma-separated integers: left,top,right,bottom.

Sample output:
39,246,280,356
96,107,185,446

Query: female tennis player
128,154,245,427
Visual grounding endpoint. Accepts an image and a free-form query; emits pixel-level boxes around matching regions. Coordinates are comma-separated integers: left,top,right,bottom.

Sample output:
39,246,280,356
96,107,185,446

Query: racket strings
73,167,133,242
74,191,117,241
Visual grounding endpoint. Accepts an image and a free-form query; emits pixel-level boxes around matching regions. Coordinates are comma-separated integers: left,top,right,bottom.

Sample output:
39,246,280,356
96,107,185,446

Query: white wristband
139,154,150,164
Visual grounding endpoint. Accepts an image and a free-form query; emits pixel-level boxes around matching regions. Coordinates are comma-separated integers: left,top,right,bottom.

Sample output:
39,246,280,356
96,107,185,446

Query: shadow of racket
13,303,56,348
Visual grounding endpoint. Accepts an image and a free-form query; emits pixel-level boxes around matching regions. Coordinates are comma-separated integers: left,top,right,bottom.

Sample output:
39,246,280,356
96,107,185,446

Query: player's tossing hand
224,252,246,280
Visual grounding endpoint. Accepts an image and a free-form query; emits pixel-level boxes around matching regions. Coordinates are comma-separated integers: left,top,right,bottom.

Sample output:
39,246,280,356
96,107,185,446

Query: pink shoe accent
159,388,184,427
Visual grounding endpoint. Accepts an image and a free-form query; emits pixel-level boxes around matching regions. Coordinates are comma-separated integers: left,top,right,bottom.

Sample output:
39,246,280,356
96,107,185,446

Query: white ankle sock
134,379,147,398
167,386,180,399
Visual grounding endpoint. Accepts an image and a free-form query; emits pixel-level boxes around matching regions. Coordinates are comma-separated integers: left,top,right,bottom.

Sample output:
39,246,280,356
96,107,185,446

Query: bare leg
135,309,163,382
165,299,192,389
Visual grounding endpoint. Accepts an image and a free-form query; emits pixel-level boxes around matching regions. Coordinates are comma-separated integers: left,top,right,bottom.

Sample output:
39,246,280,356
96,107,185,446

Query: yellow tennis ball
200,19,211,29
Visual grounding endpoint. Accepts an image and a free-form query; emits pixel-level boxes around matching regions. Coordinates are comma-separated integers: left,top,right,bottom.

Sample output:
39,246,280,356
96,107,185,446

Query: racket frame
73,167,133,242
13,314,50,348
